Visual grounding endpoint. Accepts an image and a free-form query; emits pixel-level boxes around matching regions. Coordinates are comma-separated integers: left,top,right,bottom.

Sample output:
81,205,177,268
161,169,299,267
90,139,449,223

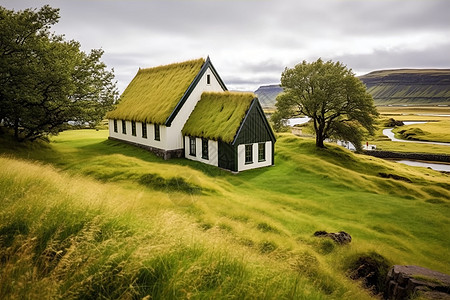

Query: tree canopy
0,5,118,141
273,59,378,151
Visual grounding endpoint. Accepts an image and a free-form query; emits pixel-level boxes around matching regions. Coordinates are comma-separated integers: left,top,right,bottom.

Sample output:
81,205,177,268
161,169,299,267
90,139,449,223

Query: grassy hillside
1,130,449,299
360,69,450,105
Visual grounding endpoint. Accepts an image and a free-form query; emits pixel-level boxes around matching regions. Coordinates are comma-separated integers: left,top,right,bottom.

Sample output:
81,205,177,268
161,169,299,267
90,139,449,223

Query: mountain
359,69,450,105
254,84,283,110
255,69,450,109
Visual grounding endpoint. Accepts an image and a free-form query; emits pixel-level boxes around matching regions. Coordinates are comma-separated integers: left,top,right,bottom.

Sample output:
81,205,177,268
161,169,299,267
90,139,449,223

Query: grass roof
106,58,205,124
182,92,255,143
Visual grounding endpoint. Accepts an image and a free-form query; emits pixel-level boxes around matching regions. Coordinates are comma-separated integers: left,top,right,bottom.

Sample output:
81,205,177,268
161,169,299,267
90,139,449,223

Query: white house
106,57,275,172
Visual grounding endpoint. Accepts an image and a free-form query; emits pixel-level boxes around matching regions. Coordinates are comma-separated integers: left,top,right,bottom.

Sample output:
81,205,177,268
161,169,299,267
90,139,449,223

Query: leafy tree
0,5,118,141
273,59,378,151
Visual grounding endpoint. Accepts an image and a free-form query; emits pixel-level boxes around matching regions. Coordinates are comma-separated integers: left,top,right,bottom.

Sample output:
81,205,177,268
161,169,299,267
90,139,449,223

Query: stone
384,265,450,299
313,230,352,245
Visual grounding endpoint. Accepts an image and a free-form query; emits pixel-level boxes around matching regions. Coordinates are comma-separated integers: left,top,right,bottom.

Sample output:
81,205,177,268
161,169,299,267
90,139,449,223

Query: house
106,57,275,172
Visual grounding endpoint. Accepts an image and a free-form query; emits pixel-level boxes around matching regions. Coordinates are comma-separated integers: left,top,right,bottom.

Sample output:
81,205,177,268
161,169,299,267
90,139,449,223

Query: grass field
392,120,450,143
366,106,450,152
1,129,449,299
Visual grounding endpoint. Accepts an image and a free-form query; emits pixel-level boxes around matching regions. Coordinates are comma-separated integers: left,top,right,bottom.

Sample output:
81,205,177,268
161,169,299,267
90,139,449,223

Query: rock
385,265,450,299
313,230,352,245
384,118,405,127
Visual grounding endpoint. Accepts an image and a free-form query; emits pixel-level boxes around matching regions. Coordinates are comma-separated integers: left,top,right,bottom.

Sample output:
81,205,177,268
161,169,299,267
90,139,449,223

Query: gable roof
106,57,227,125
182,92,256,143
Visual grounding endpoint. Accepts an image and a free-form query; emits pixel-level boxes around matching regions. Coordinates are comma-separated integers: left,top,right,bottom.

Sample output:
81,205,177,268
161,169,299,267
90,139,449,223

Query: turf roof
182,92,255,143
106,58,205,124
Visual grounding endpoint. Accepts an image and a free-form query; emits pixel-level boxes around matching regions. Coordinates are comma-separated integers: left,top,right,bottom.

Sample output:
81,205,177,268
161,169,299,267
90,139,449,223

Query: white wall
184,136,218,167
109,66,225,152
165,66,225,151
237,141,273,172
108,119,166,149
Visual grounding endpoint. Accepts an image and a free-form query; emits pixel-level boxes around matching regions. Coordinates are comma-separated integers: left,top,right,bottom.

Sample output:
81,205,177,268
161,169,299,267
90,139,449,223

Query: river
396,160,450,172
383,122,450,146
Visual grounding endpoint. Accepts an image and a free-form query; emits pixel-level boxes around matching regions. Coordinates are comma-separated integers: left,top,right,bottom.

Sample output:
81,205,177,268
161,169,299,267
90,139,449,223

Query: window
206,74,211,85
122,120,126,134
154,124,160,141
142,123,147,138
189,137,196,156
202,138,208,160
258,143,266,162
113,120,118,133
245,144,253,164
131,121,136,136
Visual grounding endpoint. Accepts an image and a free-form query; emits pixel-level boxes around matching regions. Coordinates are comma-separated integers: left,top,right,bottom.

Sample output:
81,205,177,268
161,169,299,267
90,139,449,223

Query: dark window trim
142,122,147,138
131,121,136,136
154,124,160,141
258,142,266,162
206,74,211,85
245,144,253,164
113,119,118,133
189,136,196,156
122,120,126,134
202,138,209,160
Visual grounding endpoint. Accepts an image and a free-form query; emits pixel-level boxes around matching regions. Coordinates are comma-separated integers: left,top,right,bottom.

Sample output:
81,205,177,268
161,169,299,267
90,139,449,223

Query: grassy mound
1,129,449,299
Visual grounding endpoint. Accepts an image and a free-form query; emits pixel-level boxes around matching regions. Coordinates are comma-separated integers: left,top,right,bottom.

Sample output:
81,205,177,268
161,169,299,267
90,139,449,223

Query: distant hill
359,69,450,105
254,84,283,110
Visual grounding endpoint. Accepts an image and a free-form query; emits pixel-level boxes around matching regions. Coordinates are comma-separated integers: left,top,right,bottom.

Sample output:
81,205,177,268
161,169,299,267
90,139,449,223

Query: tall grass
1,129,449,299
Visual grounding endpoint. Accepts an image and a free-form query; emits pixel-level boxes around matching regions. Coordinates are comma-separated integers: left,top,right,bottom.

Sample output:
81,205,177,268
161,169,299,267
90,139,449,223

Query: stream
383,121,450,146
396,160,450,172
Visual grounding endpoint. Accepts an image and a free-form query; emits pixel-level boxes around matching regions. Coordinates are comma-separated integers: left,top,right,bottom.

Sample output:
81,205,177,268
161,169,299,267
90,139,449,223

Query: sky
2,0,450,92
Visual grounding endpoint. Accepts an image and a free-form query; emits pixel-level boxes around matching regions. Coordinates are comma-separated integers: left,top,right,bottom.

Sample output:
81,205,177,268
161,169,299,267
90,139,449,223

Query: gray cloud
2,0,450,92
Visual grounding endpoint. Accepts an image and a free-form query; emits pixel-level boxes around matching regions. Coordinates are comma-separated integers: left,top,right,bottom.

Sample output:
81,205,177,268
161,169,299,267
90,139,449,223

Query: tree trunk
315,133,325,148
14,118,19,141
315,122,326,148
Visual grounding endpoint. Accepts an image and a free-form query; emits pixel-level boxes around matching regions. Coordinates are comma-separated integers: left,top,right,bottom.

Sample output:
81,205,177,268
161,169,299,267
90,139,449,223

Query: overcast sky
2,0,450,92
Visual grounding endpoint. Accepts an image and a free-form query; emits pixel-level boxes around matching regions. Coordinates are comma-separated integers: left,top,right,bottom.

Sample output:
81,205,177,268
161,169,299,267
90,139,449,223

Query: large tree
273,59,378,151
0,5,118,141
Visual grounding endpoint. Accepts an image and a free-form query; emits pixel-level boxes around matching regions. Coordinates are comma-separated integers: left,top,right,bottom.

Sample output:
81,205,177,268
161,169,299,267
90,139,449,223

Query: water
396,160,450,172
287,117,310,126
383,121,450,146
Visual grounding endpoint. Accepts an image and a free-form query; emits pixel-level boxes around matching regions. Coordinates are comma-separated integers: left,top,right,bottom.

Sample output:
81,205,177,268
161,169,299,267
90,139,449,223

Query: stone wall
364,150,450,163
108,137,184,160
385,265,450,299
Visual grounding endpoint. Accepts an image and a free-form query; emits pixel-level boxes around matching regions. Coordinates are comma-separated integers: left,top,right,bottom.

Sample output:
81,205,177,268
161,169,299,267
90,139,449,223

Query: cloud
3,0,450,92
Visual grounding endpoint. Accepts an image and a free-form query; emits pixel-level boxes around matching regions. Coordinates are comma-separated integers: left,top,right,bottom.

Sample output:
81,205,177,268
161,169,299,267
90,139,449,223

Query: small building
106,57,275,172
182,92,275,172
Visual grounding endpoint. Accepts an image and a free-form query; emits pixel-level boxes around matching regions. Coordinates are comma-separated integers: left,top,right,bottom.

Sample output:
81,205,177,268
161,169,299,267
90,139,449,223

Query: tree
273,59,378,151
0,5,118,141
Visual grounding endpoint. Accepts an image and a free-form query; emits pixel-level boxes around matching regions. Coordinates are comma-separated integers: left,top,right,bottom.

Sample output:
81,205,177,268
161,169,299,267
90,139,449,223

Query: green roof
182,92,255,143
106,58,205,124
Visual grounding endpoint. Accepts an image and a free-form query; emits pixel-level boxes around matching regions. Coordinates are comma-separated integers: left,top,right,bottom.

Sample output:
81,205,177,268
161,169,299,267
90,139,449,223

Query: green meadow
1,129,449,299
367,106,450,153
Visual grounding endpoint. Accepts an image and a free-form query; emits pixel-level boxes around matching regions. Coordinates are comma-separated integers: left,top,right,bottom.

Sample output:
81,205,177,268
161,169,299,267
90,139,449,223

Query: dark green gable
233,99,276,146
217,98,276,172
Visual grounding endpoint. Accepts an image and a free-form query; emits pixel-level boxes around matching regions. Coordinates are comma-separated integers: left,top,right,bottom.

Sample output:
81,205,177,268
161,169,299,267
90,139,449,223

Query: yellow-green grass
368,125,450,154
106,58,205,124
392,120,450,143
182,92,255,143
377,106,450,121
1,129,449,299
